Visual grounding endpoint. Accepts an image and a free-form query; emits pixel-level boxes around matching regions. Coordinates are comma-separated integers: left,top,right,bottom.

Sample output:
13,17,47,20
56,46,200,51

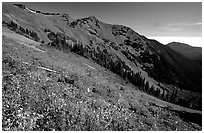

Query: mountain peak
2,3,202,130
88,16,97,20
62,13,71,19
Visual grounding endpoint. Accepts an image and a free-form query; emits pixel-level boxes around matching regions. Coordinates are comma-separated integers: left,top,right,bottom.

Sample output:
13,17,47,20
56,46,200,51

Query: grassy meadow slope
2,26,202,131
2,3,202,131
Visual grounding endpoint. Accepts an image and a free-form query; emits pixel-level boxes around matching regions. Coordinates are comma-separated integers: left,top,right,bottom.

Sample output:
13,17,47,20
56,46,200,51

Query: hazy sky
22,2,202,46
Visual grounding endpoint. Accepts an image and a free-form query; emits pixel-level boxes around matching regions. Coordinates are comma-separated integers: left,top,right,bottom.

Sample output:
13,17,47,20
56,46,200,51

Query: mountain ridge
2,3,202,131
2,2,202,110
167,41,202,65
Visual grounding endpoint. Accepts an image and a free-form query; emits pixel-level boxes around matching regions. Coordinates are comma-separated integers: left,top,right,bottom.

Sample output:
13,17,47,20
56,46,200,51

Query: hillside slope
2,2,202,110
2,3,202,130
2,26,202,131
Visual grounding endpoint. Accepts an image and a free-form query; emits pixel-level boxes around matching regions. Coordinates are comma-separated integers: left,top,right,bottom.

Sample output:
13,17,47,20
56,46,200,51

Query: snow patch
85,63,96,70
37,66,57,73
26,8,37,14
22,61,57,73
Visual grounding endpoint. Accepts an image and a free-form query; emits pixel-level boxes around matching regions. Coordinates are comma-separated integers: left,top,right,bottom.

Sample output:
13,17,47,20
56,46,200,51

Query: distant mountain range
167,42,202,65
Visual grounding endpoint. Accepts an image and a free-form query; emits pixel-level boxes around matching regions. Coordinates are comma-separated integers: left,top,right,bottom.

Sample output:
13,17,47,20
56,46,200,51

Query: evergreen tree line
3,20,40,42
2,20,199,110
47,32,201,110
46,32,182,106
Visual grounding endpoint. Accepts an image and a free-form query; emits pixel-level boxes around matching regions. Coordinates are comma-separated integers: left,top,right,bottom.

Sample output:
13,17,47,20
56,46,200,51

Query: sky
22,2,202,47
